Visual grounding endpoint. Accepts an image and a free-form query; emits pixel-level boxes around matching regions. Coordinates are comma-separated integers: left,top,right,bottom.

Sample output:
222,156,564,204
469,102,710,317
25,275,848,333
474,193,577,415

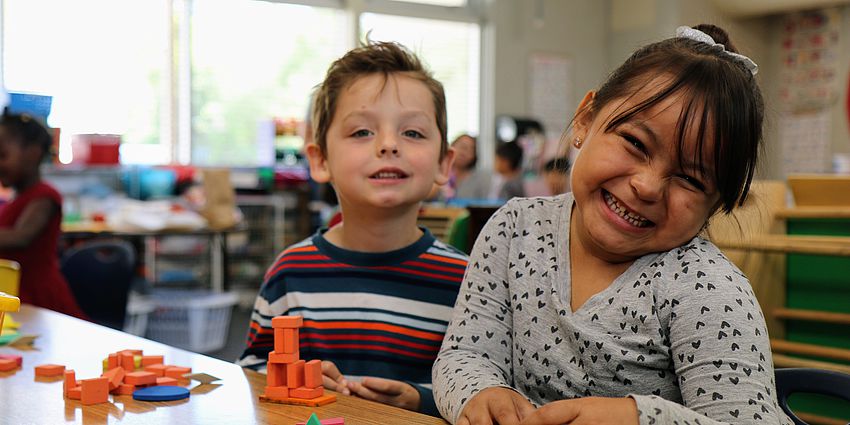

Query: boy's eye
351,129,372,138
403,130,424,139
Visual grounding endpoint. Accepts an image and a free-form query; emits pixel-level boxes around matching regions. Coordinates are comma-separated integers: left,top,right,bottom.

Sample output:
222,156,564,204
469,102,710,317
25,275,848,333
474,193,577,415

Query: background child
433,24,792,424
0,110,86,318
494,141,525,200
443,134,492,201
541,156,570,195
238,41,468,416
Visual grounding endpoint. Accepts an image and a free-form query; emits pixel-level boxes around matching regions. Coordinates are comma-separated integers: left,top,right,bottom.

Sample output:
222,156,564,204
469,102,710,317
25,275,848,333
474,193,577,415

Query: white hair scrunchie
675,26,758,76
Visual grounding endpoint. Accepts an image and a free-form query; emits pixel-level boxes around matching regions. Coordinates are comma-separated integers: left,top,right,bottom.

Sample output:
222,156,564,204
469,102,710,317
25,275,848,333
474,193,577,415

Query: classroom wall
485,0,608,161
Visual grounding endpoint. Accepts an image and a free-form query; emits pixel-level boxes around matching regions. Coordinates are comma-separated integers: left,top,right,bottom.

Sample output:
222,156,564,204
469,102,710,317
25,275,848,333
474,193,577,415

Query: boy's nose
377,135,400,156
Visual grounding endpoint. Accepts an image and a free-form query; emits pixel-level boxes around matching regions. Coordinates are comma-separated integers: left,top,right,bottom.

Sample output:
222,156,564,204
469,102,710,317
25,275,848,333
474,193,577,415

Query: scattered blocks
296,416,345,425
64,370,77,395
67,386,82,400
260,315,336,407
120,352,135,371
81,377,109,405
143,363,167,377
0,354,22,367
114,384,137,396
156,377,178,386
141,355,164,366
305,413,322,425
101,367,125,391
125,371,157,386
34,364,65,377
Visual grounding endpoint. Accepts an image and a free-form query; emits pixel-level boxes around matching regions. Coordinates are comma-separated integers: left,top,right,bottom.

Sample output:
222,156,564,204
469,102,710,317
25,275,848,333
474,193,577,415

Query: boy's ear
433,146,455,186
572,90,595,141
305,143,331,183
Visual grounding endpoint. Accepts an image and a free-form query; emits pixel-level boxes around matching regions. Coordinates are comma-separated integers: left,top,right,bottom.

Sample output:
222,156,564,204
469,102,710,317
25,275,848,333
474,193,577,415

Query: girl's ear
305,143,331,183
572,91,596,141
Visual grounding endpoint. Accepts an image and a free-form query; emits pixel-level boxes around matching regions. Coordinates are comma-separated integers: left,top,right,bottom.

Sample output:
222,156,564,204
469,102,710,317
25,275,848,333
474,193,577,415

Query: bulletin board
528,53,573,143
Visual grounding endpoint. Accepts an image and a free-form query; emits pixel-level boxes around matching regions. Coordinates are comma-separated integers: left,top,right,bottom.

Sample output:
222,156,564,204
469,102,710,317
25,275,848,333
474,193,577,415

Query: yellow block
0,260,21,297
0,291,20,336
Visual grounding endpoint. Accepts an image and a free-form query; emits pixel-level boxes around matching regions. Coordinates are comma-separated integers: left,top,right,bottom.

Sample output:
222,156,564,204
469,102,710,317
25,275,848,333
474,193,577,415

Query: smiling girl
433,24,792,425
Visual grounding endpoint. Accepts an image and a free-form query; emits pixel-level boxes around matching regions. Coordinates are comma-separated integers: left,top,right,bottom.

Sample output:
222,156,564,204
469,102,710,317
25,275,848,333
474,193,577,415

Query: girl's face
569,80,721,263
451,136,476,170
0,127,39,189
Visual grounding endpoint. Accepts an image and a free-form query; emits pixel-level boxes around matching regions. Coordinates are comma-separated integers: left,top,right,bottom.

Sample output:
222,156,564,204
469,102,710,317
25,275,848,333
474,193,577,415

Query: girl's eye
679,174,706,192
403,130,424,139
621,134,646,153
352,129,372,138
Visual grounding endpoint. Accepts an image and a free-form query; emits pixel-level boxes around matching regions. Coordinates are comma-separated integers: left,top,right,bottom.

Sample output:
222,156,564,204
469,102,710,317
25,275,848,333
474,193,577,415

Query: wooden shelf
771,338,850,363
715,234,850,256
775,308,850,325
777,207,850,219
773,353,850,375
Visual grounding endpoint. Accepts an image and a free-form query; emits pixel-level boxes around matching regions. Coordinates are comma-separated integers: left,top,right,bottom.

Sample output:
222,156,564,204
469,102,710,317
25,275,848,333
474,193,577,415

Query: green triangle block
305,413,322,425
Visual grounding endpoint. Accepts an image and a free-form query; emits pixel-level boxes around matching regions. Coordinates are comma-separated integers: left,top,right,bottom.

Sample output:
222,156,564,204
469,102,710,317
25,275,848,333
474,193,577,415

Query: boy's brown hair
311,41,448,159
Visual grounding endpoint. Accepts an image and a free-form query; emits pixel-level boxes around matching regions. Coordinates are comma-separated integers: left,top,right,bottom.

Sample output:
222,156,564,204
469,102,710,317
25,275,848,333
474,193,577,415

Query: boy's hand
518,397,638,425
457,387,536,425
321,361,350,395
345,377,421,411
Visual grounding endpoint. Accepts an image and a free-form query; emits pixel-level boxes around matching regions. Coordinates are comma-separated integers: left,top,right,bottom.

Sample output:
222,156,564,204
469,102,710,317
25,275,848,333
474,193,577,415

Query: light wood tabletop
0,305,449,424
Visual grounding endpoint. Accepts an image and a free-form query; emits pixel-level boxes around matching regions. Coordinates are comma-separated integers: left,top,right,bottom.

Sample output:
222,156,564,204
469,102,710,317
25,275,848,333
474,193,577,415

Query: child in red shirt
0,109,85,318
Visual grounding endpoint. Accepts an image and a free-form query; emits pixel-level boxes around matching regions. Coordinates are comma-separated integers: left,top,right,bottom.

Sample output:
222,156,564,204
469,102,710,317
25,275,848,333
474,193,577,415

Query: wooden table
0,305,449,424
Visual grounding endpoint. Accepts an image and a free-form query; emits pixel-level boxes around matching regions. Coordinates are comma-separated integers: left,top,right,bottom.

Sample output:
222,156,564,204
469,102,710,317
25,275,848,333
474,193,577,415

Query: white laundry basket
145,289,239,353
123,293,156,337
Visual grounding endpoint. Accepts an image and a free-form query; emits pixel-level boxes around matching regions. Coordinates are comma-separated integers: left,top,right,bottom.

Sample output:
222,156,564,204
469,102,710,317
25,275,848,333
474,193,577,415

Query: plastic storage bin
123,293,156,337
145,290,239,353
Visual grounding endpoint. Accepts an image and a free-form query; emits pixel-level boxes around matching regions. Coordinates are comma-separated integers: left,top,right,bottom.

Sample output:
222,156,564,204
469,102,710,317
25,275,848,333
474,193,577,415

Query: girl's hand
345,377,421,411
320,360,349,395
518,397,639,425
457,387,536,425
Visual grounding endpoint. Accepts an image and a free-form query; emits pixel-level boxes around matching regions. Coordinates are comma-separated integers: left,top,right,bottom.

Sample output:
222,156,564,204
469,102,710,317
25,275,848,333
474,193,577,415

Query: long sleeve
236,258,291,370
630,242,792,424
433,203,519,423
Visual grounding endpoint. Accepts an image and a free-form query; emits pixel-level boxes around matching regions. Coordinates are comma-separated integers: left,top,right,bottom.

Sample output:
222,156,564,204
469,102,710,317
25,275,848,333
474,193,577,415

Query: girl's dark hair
586,24,763,214
1,108,53,160
496,141,523,171
451,134,478,170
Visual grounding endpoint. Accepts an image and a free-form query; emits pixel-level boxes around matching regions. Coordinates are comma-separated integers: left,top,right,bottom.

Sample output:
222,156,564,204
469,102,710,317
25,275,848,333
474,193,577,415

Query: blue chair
775,368,850,425
61,239,136,330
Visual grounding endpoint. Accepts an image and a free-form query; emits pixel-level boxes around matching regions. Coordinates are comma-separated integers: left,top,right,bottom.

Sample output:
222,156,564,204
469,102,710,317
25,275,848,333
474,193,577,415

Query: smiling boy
238,42,468,416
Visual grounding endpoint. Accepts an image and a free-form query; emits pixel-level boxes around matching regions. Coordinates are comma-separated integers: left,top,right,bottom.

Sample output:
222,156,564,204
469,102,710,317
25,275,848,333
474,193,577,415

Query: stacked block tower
259,315,336,406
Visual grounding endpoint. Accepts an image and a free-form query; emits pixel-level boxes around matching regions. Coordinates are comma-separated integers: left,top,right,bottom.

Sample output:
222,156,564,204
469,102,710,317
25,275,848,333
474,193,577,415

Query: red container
71,134,121,165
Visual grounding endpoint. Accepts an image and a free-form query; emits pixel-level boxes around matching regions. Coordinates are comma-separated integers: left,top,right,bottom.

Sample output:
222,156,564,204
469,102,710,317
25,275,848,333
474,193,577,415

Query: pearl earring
573,137,583,148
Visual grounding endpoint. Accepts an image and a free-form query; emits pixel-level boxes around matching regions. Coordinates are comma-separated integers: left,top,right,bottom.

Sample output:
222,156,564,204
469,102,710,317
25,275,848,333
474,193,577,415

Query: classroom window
2,0,170,164
189,0,347,166
360,13,480,140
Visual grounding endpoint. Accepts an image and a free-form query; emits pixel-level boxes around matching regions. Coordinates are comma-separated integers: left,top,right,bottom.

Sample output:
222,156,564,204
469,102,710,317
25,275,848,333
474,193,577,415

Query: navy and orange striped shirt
237,227,468,415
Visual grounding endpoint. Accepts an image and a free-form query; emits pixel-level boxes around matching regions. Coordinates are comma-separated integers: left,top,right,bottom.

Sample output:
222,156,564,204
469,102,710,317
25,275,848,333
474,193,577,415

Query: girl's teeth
604,192,650,227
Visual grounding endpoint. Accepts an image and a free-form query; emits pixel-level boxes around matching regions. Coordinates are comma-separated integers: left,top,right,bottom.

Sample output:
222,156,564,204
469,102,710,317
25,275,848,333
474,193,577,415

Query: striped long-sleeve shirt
238,227,468,416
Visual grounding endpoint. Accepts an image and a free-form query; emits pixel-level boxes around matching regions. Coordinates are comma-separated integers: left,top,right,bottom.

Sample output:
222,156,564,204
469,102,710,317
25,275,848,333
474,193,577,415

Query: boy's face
307,73,453,212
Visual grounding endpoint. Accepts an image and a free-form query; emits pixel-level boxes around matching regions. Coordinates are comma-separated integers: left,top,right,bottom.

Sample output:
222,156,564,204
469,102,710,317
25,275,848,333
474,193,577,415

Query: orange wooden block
0,354,22,367
101,367,125,391
144,363,167,376
283,328,298,353
290,386,323,399
273,328,285,353
164,366,191,379
304,360,322,388
0,358,17,372
268,351,298,365
263,385,289,400
113,383,136,395
120,349,143,356
285,360,305,389
141,355,164,366
271,315,303,329
68,386,82,400
107,353,119,369
81,377,109,405
259,393,337,407
155,376,178,386
125,371,157,386
267,363,285,387
34,364,65,377
64,370,77,395
120,352,135,371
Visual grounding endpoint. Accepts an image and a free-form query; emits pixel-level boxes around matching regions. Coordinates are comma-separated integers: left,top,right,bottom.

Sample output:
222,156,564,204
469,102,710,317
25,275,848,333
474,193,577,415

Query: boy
494,140,525,200
541,156,571,195
238,41,467,417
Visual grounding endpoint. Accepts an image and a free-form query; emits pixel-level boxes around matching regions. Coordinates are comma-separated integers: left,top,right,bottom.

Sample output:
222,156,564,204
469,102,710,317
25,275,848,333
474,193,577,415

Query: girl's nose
630,170,665,203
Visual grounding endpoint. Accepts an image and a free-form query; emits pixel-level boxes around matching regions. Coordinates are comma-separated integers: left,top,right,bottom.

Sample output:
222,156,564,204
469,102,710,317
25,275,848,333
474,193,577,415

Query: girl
433,25,792,425
444,134,492,202
0,110,86,318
